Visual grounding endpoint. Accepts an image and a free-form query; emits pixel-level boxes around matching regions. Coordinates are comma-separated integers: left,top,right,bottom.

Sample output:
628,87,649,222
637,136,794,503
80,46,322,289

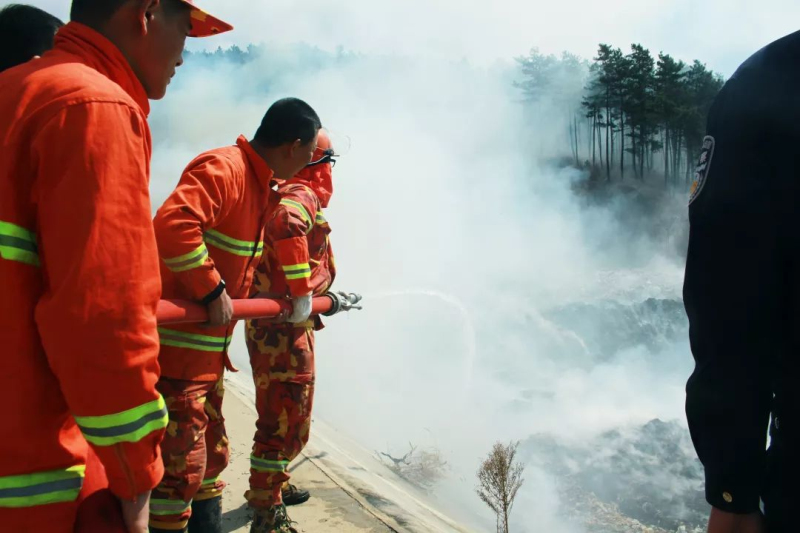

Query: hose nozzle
323,291,363,316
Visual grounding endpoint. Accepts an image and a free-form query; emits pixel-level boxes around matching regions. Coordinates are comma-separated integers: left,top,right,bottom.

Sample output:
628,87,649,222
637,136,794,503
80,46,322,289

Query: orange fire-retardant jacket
0,23,167,530
154,136,276,381
251,162,336,311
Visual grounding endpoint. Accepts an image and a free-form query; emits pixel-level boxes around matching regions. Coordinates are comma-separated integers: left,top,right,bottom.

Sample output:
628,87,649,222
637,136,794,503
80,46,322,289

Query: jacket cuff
704,466,762,514
275,237,311,297
287,278,313,298
99,435,166,499
107,454,164,500
179,267,223,301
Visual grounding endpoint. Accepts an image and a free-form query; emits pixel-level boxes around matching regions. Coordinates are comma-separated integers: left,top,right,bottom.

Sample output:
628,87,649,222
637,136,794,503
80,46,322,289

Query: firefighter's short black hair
0,4,63,73
70,0,188,28
255,98,322,148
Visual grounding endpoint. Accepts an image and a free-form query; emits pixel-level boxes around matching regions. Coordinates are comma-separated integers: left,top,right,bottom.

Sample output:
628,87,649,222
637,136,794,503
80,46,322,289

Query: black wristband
322,293,341,316
201,280,226,306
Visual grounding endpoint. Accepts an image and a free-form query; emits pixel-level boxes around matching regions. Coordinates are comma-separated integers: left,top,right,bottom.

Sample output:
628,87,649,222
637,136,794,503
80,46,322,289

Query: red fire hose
156,296,334,325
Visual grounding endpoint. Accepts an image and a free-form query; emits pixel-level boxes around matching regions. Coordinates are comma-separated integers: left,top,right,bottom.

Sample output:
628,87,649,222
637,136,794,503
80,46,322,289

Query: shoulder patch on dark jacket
689,136,716,205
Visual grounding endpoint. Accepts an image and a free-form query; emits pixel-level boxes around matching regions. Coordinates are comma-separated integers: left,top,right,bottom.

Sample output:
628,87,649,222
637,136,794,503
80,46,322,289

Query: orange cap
315,128,332,155
179,0,233,37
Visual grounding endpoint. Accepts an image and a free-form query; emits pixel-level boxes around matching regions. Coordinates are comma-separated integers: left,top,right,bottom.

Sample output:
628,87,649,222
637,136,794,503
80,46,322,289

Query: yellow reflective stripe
0,220,39,267
158,327,232,353
195,475,222,501
282,263,311,280
250,455,289,473
315,212,327,225
162,243,209,273
149,518,190,530
149,498,192,516
0,465,85,508
74,396,168,447
201,476,219,487
279,199,312,231
203,229,263,257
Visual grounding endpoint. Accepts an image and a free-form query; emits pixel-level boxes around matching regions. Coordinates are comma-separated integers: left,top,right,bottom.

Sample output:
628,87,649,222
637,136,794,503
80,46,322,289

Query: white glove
287,294,313,323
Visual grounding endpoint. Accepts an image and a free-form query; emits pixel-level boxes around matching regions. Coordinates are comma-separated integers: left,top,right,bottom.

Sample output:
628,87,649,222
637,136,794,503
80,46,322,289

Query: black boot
187,496,223,533
250,504,298,533
281,483,310,506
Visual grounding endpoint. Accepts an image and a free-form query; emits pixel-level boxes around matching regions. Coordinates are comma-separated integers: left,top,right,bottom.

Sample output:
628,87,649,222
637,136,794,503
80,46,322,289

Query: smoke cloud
146,41,697,531
20,0,800,76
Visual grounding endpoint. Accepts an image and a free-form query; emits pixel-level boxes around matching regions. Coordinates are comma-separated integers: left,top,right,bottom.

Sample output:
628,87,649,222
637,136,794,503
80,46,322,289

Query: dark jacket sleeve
683,71,791,514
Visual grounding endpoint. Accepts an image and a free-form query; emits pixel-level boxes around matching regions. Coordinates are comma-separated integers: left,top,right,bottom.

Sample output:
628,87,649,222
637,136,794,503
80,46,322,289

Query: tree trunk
569,120,575,164
610,121,615,179
598,119,604,168
574,114,580,165
640,126,646,180
663,128,669,187
669,130,674,186
605,90,611,181
673,133,681,188
591,114,597,167
641,140,646,180
620,112,625,181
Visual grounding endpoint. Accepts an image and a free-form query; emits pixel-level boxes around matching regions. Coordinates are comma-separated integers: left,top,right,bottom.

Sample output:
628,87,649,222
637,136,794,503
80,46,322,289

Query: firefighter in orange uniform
150,98,323,533
245,129,342,533
0,1,231,532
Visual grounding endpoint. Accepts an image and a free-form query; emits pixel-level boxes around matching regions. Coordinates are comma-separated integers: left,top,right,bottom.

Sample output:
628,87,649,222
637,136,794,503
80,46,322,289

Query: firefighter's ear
137,0,162,34
288,139,303,158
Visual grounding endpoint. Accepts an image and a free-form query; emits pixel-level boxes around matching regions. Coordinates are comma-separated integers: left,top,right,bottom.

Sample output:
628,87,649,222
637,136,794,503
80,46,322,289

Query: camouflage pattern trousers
244,320,316,508
149,377,229,530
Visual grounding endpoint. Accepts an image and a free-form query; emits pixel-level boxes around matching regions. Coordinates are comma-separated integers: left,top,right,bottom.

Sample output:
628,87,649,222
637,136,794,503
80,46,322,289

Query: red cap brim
181,1,233,37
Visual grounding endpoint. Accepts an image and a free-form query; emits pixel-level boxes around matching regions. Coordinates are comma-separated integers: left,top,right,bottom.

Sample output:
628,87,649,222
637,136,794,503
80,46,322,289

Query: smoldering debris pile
521,419,709,532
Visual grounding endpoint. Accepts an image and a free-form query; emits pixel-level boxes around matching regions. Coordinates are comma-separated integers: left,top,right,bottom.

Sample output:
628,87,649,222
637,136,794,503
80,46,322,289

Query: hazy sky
12,0,799,77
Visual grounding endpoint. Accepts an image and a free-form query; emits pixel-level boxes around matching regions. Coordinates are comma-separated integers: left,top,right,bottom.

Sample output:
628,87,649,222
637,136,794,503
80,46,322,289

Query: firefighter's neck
250,138,293,181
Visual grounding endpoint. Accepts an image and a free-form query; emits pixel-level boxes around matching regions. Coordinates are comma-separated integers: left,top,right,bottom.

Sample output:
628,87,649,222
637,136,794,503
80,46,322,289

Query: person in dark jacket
684,29,800,533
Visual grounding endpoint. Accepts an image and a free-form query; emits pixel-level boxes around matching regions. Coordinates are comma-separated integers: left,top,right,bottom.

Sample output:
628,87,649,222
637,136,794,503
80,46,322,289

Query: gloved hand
287,294,313,323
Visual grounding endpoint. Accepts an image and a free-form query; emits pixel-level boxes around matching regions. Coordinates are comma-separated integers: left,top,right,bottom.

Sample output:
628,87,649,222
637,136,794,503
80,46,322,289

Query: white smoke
145,42,696,532
20,0,800,76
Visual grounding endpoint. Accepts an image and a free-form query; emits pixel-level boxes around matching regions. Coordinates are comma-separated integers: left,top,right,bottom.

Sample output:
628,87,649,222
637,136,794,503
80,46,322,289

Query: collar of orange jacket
275,141,335,208
237,135,275,190
53,22,150,115
280,163,333,209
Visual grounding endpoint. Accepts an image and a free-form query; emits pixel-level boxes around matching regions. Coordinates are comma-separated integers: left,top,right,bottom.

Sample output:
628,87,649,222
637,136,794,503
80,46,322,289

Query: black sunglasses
306,148,337,168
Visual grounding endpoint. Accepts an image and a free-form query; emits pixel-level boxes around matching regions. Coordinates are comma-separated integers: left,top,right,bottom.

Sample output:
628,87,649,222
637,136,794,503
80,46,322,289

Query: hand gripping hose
156,293,362,325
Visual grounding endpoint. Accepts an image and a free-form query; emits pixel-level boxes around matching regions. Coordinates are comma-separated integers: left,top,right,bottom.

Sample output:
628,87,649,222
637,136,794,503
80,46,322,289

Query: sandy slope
221,381,395,532
220,376,471,533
